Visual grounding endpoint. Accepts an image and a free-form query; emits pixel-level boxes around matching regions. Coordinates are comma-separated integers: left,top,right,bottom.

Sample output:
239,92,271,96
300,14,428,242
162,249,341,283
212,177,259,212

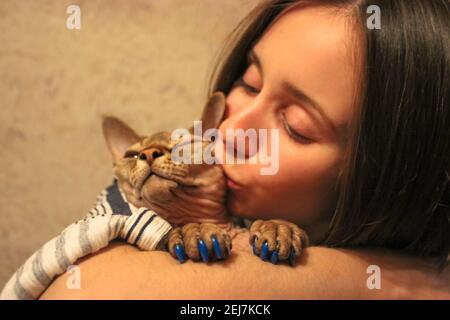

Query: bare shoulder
39,240,449,300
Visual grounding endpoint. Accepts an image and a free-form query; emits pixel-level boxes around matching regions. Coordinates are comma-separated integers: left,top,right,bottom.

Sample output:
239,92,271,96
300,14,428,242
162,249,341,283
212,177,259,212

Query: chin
226,190,255,219
140,174,178,206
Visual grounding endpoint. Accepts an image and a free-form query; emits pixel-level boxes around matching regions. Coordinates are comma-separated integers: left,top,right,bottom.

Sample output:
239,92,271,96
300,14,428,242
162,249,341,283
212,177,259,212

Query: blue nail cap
175,244,186,263
260,242,269,261
288,248,296,266
252,241,257,255
211,236,223,259
271,251,279,264
198,239,209,263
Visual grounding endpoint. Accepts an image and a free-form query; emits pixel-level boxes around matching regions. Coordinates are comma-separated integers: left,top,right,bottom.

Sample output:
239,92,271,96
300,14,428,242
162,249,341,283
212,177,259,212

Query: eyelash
281,115,313,144
234,77,260,95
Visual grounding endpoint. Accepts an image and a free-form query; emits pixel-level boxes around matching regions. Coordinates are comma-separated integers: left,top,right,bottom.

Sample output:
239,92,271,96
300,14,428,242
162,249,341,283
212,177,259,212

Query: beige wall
0,0,258,287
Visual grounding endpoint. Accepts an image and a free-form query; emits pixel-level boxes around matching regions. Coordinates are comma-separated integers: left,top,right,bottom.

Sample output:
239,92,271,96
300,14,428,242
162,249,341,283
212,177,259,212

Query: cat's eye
124,150,139,159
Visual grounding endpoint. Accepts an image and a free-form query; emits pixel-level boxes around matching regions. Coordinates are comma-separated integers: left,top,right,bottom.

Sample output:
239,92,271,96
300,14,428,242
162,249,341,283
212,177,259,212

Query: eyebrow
247,49,339,135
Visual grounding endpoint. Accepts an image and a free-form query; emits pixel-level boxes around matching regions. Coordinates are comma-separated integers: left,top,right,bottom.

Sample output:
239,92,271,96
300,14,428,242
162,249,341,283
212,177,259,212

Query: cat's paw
167,223,232,263
249,219,309,265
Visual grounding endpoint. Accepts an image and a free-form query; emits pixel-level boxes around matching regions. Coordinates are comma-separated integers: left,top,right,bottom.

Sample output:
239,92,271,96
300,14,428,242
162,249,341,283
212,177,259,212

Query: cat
0,93,308,299
102,92,309,264
102,92,233,262
0,92,309,300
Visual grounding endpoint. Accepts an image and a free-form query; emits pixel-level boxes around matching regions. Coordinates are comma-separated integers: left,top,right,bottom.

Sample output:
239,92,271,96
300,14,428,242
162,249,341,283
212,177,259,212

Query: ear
189,92,226,134
102,115,141,162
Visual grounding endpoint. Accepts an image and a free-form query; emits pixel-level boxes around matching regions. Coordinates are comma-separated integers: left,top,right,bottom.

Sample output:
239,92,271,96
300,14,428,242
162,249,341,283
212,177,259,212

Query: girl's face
217,6,361,229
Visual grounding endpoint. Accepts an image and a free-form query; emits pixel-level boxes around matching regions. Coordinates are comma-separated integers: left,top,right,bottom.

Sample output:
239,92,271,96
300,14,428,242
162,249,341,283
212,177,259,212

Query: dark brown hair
207,0,450,267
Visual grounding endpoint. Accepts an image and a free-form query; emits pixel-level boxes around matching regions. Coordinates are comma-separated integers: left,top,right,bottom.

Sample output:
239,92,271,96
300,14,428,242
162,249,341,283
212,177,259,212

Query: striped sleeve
0,181,172,300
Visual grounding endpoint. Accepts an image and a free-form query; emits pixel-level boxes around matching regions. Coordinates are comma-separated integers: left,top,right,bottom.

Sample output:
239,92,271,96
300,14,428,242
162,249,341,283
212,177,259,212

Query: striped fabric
0,179,173,300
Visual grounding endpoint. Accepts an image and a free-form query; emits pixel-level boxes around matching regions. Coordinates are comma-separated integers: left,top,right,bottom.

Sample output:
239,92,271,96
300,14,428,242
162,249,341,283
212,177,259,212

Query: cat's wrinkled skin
111,131,228,227
103,93,233,261
102,92,309,264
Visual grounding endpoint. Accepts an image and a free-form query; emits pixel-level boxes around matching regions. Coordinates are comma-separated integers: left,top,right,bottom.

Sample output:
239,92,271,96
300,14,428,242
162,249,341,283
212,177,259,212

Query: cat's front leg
165,223,232,263
249,219,309,265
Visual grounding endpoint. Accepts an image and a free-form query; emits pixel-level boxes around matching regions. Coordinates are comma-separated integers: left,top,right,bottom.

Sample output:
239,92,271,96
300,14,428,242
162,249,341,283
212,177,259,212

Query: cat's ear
196,91,226,132
102,116,141,162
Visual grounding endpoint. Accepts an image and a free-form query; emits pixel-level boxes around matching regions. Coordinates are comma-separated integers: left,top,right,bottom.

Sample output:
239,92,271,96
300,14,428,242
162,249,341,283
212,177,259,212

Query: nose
218,98,267,159
139,147,164,164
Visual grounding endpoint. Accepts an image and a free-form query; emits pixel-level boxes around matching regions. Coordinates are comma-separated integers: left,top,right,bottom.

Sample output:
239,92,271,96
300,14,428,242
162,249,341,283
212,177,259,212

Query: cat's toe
181,223,203,262
198,223,231,261
249,220,278,261
167,227,187,263
168,223,231,263
249,219,309,265
182,223,231,263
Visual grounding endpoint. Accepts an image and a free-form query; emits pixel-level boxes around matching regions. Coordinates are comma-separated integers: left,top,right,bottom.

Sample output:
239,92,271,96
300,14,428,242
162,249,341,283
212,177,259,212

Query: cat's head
102,92,227,222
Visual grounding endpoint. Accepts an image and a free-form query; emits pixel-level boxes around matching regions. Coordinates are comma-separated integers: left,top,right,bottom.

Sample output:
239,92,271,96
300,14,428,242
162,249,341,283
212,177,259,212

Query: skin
102,95,231,229
218,5,359,242
40,6,450,299
40,235,449,299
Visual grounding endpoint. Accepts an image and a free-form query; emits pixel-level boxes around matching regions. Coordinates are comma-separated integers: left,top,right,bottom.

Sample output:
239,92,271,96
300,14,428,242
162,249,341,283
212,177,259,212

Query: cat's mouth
135,164,194,195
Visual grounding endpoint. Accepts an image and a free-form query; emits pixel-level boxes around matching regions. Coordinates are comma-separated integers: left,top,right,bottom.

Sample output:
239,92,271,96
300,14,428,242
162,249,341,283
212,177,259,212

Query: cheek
114,160,140,184
273,144,341,214
113,162,130,181
280,142,341,191
257,139,342,188
282,144,341,180
229,143,342,223
142,175,176,204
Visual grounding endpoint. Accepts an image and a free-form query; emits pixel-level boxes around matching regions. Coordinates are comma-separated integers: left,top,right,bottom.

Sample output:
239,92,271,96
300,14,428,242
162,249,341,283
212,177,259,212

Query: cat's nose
139,148,164,163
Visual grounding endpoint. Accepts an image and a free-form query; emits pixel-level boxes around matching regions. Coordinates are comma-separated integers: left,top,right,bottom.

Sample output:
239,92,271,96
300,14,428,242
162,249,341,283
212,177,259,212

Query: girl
41,0,449,299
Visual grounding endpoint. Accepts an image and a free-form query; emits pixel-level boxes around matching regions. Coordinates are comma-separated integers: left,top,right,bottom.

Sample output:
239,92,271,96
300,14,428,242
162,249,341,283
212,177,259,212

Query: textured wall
0,0,257,287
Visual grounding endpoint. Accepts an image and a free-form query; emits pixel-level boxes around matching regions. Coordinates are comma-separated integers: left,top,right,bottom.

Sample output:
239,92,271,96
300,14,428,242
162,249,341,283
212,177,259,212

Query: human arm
39,230,449,300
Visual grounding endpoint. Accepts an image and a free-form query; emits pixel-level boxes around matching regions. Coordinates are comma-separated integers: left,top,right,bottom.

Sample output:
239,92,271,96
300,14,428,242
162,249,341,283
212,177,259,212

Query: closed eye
281,111,313,144
233,77,260,95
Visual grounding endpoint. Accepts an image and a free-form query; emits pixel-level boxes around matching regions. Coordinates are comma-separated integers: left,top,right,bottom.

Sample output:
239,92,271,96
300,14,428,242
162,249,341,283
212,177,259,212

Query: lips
227,177,243,190
221,166,244,190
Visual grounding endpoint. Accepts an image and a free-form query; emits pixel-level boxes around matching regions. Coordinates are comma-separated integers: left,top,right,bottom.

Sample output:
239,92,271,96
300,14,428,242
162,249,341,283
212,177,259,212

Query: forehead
256,5,362,135
144,131,172,145
128,131,173,151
